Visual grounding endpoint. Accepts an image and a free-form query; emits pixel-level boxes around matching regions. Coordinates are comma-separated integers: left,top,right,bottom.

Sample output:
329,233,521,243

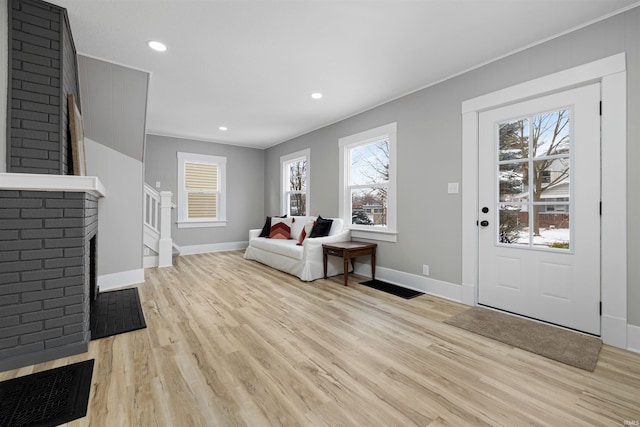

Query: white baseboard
352,264,462,303
176,241,248,255
628,324,640,353
143,255,158,268
98,269,145,291
602,314,628,348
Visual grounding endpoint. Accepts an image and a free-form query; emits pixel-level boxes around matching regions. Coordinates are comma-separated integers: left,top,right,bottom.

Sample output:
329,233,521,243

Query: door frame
461,53,627,347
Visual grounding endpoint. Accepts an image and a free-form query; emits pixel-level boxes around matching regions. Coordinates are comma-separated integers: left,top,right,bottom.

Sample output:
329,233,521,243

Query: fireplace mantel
0,173,106,198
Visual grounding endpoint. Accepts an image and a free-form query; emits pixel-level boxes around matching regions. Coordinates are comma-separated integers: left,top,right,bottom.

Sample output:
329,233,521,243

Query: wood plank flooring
2,250,639,426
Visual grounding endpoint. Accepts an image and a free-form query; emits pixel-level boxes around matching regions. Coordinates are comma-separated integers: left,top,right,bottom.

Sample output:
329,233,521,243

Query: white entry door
478,83,601,335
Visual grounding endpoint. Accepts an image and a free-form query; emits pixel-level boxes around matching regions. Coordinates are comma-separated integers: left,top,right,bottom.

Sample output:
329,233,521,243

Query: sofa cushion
269,217,293,239
250,238,304,260
310,216,333,238
259,215,287,237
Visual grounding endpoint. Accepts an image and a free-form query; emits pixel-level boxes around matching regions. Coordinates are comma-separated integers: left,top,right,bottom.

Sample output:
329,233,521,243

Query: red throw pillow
296,220,316,245
259,215,287,237
269,217,293,239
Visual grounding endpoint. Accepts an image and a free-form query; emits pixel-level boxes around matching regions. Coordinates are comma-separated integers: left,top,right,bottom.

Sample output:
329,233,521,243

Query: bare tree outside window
287,159,307,216
350,139,389,226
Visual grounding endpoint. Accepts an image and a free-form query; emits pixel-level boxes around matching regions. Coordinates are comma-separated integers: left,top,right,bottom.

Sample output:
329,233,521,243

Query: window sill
177,220,227,229
350,229,397,243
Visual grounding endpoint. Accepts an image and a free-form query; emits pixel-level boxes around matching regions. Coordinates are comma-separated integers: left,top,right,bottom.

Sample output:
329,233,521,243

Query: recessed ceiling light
147,40,167,52
311,92,323,99
219,126,228,131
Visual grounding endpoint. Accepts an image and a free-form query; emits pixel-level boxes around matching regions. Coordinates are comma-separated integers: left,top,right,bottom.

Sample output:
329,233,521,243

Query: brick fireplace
1,0,105,371
0,176,104,371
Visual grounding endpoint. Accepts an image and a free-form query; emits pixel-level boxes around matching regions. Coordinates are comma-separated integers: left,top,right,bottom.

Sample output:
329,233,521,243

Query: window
281,149,310,217
339,123,397,242
177,152,226,228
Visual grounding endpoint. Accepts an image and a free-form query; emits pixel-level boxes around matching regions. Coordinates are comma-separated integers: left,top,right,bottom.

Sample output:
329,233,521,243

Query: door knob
482,207,489,213
480,220,489,227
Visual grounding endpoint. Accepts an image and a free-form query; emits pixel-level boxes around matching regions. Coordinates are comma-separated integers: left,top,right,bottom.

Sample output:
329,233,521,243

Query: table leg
371,252,376,281
343,258,349,286
323,251,328,279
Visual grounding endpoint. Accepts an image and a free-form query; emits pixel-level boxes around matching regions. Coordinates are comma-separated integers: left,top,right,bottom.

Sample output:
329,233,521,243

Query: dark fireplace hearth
89,236,98,304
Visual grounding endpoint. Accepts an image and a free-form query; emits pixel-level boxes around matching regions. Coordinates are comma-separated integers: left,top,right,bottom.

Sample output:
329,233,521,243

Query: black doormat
359,279,424,299
0,359,94,427
90,287,146,340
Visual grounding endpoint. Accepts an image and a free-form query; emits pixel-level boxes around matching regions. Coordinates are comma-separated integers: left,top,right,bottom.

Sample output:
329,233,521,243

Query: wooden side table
322,241,377,286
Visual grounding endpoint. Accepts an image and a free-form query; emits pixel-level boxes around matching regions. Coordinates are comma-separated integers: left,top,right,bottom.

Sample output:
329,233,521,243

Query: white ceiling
51,0,639,149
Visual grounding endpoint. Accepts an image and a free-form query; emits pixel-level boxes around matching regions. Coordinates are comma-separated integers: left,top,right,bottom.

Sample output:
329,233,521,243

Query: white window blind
177,152,227,228
185,162,218,219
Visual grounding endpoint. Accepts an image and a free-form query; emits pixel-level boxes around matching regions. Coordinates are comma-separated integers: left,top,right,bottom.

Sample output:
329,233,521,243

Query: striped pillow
268,217,294,239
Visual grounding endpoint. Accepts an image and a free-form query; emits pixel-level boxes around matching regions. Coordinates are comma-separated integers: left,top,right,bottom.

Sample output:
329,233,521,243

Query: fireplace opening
89,236,98,305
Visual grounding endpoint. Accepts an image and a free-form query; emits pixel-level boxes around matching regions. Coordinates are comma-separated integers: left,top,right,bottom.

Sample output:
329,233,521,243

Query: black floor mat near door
359,279,424,299
90,287,146,340
0,359,94,427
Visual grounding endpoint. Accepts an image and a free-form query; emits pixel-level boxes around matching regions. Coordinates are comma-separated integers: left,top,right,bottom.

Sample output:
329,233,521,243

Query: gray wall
77,55,148,162
85,138,143,277
77,56,148,280
265,7,640,326
144,134,264,248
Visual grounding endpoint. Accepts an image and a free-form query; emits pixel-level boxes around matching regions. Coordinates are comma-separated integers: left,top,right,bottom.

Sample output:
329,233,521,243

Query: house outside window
177,152,226,228
281,149,310,217
339,123,397,242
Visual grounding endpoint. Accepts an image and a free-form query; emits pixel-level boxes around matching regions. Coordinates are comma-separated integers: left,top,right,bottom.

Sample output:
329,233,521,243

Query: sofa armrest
302,229,352,259
249,229,262,240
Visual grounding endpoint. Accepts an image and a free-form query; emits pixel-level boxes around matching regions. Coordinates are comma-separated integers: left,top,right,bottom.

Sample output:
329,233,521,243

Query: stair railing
144,183,161,234
144,183,174,267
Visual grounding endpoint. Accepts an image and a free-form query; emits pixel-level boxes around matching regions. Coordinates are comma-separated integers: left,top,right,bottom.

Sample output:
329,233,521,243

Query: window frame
280,148,310,218
339,123,397,242
177,152,227,228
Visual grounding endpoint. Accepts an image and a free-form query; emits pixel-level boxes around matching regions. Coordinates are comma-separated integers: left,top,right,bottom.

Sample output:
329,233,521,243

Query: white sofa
244,217,351,281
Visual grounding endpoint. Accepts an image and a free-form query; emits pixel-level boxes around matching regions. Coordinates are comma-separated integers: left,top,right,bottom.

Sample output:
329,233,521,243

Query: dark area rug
444,307,602,371
90,287,146,340
0,359,94,427
359,279,424,299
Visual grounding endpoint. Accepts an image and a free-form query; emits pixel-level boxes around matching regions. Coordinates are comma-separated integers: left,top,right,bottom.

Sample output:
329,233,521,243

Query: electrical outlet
447,182,459,194
155,181,161,188
422,264,429,276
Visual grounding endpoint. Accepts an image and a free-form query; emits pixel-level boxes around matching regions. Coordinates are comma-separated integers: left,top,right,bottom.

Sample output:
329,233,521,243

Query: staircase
144,183,177,268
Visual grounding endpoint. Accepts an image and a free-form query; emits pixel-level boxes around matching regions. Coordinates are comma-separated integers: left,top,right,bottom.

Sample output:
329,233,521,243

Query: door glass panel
499,204,528,246
499,162,528,202
496,108,572,251
499,119,528,161
532,110,571,158
532,205,570,249
533,158,570,198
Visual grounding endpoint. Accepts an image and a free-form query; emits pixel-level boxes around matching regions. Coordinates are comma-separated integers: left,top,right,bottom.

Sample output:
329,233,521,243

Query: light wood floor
2,251,639,426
